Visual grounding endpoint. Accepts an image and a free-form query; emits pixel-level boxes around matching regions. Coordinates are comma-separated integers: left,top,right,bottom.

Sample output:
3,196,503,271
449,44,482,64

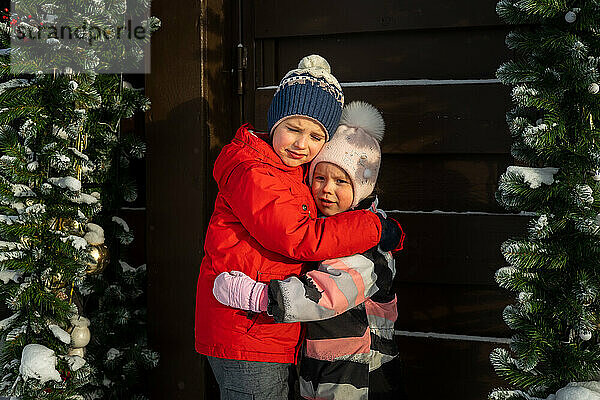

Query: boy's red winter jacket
194,124,382,363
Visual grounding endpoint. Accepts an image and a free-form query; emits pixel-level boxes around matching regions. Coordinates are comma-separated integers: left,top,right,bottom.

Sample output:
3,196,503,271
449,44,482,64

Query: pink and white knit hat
308,101,385,209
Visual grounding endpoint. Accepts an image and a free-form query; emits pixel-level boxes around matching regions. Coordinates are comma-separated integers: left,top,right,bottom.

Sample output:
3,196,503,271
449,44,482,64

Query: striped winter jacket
267,244,399,400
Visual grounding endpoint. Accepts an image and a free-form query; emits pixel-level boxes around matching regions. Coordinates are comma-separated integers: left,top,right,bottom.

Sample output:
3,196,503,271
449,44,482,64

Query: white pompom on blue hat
267,55,344,141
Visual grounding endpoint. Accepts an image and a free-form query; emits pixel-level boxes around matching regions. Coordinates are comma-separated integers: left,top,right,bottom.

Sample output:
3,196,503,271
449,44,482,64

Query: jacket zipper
245,311,259,333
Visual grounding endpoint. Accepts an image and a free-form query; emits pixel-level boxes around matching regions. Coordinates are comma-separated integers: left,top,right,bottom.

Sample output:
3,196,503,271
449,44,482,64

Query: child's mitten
213,271,268,313
377,215,405,253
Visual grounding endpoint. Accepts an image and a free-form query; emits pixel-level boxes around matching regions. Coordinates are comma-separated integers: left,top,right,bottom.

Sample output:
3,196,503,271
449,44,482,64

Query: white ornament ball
589,83,600,94
70,316,91,348
536,118,544,126
580,330,592,341
565,11,577,23
71,325,90,347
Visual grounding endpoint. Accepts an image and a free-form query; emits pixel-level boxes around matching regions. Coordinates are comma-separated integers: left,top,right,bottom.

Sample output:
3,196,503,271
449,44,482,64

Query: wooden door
231,1,527,398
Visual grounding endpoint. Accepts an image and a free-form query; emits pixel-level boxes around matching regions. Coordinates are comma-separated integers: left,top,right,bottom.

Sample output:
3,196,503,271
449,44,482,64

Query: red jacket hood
213,124,304,190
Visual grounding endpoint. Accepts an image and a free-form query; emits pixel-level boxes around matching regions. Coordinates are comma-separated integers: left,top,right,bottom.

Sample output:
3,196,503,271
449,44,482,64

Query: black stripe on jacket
305,306,368,340
300,358,370,390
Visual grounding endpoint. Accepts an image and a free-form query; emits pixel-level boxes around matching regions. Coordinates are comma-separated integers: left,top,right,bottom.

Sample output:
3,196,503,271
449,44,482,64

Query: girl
195,56,403,400
214,102,403,399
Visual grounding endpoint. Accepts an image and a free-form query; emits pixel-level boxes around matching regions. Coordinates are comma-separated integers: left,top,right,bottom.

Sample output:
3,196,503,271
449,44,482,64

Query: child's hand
368,197,405,252
212,271,268,313
377,215,405,253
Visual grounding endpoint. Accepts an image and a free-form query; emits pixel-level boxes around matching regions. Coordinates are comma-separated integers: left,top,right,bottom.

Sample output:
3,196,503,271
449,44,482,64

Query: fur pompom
298,54,331,73
340,101,385,142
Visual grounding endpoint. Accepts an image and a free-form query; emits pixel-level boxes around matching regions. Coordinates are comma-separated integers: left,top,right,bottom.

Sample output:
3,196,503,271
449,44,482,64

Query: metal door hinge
236,43,247,95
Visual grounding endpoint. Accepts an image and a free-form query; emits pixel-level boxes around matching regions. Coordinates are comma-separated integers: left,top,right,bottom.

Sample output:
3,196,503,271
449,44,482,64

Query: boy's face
311,162,354,216
272,117,326,167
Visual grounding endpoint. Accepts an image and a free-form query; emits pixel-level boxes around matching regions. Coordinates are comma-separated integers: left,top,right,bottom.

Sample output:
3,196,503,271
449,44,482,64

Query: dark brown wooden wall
145,0,531,399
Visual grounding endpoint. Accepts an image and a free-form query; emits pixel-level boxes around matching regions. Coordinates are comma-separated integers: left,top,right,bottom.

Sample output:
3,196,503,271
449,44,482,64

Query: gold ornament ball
62,219,83,235
51,218,84,235
86,244,109,274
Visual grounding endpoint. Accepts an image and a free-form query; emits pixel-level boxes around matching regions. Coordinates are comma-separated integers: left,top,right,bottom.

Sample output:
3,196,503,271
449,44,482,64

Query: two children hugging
215,101,401,400
195,54,404,400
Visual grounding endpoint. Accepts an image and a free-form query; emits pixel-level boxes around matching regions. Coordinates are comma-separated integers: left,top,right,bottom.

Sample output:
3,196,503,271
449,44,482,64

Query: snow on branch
506,166,559,189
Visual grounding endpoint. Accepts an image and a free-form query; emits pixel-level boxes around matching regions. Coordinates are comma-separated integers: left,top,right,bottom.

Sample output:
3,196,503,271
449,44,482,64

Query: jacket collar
234,123,303,173
213,124,307,189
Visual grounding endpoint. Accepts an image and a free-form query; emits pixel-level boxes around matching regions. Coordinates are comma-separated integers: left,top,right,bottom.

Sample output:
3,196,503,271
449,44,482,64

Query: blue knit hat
267,55,344,141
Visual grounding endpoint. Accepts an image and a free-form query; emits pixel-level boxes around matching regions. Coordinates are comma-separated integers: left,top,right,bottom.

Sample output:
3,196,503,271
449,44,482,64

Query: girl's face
272,117,326,167
311,162,354,216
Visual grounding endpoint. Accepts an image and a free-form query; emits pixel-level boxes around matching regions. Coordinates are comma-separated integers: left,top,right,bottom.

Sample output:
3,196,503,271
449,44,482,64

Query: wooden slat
254,83,512,154
396,336,508,399
396,283,512,338
259,27,510,85
259,39,277,88
378,154,512,212
389,212,530,285
254,0,502,38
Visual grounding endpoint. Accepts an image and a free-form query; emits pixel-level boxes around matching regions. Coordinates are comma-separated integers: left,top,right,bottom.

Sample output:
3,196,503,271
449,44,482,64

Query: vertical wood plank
146,0,215,397
262,39,277,86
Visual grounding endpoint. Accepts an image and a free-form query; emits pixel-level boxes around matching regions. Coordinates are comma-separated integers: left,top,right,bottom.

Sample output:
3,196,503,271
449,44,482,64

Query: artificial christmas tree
491,1,600,399
0,2,159,399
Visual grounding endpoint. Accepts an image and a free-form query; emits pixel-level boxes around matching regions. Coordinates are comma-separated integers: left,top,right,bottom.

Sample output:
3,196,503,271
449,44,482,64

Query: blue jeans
207,356,292,400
